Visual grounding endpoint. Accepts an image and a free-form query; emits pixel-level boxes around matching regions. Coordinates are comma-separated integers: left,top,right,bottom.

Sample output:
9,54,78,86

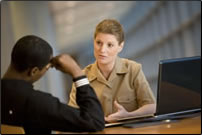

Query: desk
95,115,201,134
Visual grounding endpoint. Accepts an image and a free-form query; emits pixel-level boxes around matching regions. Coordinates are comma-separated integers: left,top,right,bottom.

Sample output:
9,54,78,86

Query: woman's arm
105,101,156,122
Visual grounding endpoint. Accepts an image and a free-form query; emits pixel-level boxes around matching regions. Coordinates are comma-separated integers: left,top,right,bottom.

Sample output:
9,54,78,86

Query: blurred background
1,1,201,103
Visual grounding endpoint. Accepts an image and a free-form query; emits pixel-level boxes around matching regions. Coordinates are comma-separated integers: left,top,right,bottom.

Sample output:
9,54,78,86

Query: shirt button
9,110,13,115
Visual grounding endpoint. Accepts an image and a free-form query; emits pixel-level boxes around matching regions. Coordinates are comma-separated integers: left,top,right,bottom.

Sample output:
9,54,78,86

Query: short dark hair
11,35,53,72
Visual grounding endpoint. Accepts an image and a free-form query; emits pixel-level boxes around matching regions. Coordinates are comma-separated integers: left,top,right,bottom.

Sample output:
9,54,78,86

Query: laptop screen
156,56,201,116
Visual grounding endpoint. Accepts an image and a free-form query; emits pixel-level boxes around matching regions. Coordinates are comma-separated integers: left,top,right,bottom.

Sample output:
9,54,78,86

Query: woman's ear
118,41,124,53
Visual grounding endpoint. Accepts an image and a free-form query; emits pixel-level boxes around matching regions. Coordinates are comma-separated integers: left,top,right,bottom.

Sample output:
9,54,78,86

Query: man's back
2,78,105,133
2,79,31,126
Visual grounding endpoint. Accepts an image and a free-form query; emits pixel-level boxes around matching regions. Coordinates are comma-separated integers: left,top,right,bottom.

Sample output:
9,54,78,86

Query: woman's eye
108,44,114,48
96,41,101,45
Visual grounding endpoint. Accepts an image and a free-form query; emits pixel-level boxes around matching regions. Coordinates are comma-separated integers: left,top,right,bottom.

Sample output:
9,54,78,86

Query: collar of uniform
106,57,129,85
87,62,110,86
87,57,128,88
87,63,97,82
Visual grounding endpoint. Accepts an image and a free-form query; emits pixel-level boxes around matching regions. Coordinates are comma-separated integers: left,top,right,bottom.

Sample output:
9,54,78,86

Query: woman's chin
97,59,109,65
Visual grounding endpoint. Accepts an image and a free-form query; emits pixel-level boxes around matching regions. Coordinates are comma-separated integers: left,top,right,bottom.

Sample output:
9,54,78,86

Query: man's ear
118,41,124,53
29,67,40,77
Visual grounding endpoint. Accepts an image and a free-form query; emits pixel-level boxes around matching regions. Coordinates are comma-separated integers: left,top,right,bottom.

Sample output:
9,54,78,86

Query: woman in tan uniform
68,19,156,122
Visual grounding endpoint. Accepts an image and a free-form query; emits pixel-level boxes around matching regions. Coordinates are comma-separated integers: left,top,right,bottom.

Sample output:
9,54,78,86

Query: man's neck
3,65,31,82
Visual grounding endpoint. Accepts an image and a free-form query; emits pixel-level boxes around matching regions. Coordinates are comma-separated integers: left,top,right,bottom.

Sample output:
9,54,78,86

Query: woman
68,19,156,122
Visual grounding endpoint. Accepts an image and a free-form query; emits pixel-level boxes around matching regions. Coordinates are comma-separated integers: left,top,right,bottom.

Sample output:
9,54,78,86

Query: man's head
11,35,53,82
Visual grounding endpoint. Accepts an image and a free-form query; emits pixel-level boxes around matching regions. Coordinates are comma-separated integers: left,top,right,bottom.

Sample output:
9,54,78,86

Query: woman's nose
100,45,106,53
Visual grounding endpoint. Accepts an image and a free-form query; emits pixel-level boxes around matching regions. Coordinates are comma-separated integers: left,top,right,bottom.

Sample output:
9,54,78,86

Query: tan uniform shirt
68,57,156,116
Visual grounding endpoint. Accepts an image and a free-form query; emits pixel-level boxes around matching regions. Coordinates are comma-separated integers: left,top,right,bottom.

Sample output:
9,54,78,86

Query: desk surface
95,115,201,134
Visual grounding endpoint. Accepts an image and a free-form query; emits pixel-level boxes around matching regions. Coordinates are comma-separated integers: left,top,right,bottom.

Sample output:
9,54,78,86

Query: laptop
105,56,201,127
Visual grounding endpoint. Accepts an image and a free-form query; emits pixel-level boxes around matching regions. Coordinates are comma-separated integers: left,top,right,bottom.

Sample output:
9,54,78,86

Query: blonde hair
94,19,124,45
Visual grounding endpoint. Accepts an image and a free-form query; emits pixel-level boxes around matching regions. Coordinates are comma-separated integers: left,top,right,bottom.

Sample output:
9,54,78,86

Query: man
1,35,105,134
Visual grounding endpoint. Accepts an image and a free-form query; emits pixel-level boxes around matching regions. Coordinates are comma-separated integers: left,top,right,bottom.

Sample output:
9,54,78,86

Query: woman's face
94,33,124,65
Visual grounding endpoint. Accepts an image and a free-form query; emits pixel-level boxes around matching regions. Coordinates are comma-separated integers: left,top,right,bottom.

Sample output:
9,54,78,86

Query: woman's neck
97,61,115,80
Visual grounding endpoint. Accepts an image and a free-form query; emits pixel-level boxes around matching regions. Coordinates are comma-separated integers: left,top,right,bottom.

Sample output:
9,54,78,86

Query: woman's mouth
98,55,107,59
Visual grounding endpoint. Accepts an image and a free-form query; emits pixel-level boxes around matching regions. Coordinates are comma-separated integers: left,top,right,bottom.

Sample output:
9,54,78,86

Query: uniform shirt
1,76,105,134
68,57,156,116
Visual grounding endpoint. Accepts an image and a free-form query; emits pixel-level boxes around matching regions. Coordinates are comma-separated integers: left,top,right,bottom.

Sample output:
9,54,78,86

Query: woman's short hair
94,19,124,45
11,35,53,72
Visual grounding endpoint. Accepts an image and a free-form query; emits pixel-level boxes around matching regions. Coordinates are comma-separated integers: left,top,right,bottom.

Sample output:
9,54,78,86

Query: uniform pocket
117,94,138,112
117,95,135,103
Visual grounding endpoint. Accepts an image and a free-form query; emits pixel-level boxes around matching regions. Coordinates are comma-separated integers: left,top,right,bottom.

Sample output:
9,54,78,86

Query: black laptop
105,56,201,127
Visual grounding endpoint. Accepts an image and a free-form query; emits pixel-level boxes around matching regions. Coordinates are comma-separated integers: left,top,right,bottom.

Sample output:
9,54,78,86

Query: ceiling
49,1,136,50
